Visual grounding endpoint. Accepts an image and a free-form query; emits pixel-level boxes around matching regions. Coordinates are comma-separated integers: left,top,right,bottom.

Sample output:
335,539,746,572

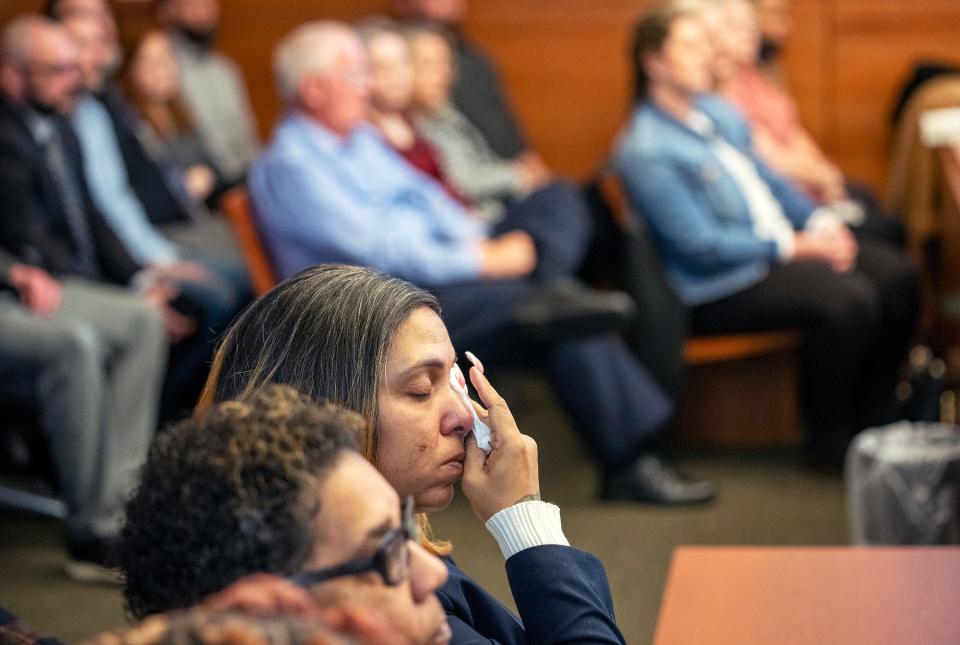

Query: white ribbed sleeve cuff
484,501,570,560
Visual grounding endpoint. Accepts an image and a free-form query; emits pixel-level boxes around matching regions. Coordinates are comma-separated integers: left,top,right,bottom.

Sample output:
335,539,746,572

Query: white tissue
450,363,492,453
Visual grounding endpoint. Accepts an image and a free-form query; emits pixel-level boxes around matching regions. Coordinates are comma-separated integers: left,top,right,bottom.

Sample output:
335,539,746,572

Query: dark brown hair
118,26,197,138
630,0,704,99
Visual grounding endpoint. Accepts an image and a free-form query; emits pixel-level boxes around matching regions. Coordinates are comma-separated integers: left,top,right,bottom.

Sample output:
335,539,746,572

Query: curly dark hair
118,384,362,619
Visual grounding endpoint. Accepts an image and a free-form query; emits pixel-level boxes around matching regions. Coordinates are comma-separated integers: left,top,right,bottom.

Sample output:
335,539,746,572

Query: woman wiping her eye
198,263,626,644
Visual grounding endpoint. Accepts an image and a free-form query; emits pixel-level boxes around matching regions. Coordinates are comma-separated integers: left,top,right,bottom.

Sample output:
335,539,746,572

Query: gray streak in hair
203,264,441,462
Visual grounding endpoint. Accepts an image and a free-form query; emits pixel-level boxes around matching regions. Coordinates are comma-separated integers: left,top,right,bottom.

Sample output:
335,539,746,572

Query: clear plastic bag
846,422,960,544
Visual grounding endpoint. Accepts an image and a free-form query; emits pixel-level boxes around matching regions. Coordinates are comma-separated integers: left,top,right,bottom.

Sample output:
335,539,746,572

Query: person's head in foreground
199,264,541,555
273,21,372,138
118,384,450,644
87,574,406,645
630,0,712,103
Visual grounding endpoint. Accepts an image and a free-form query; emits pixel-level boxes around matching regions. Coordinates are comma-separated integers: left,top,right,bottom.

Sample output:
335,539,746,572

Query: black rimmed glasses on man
290,496,418,588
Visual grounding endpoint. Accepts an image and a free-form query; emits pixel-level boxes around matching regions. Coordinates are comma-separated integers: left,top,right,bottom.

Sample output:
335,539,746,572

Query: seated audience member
47,0,245,253
615,1,918,466
49,3,252,418
118,384,452,645
200,263,630,642
394,0,531,163
155,0,260,186
119,28,220,205
706,0,840,203
251,22,714,504
357,18,465,204
707,0,903,245
408,24,562,223
0,575,403,644
0,16,166,580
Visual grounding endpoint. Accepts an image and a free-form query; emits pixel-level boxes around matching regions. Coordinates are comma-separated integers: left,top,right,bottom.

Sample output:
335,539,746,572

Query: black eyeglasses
290,496,418,588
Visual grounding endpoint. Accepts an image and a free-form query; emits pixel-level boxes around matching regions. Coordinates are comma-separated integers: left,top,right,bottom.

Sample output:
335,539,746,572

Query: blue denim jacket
614,95,816,305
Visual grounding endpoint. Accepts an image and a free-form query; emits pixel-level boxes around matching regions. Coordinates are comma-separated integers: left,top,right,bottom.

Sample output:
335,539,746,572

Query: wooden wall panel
830,0,960,191
464,0,658,177
4,0,960,187
778,0,830,146
0,1,43,25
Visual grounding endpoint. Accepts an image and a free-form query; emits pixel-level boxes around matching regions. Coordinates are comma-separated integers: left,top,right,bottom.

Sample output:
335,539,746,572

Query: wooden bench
221,187,277,297
597,173,804,447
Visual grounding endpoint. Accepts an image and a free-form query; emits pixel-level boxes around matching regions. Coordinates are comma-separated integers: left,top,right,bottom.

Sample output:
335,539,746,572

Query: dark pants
691,240,919,441
433,180,673,468
161,255,253,421
494,180,592,281
846,180,908,249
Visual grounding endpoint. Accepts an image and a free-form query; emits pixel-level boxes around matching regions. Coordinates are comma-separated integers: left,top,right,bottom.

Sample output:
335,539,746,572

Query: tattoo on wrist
514,494,541,505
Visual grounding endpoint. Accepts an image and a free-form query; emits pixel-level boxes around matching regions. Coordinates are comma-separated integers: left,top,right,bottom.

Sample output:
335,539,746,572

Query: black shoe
65,531,121,585
513,278,636,342
601,455,717,505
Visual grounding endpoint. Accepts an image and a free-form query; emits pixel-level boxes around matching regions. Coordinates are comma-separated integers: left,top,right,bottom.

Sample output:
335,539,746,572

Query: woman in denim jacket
614,0,918,467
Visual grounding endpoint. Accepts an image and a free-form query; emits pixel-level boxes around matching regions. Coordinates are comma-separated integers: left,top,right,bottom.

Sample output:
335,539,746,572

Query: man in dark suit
0,14,168,581
50,4,252,419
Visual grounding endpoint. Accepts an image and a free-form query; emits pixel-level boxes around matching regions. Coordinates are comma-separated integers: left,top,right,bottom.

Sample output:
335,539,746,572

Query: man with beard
43,3,254,421
0,15,167,581
156,0,259,186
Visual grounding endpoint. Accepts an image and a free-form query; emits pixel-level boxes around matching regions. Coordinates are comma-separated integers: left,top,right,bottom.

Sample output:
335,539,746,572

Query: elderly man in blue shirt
249,21,716,505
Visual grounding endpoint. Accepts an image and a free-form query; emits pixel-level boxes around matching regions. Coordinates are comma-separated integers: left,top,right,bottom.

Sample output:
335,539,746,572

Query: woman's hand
793,227,858,273
460,367,541,523
478,231,536,279
184,164,217,201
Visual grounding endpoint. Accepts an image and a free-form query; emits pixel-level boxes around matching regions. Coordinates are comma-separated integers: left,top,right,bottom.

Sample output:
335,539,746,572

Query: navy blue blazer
439,545,625,644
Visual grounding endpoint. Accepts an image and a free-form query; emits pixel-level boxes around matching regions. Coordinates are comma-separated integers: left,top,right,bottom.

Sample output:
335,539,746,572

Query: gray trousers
0,278,166,537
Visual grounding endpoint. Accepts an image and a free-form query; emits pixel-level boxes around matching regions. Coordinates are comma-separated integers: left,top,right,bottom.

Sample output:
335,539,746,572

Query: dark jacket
0,96,140,284
451,36,528,160
97,87,195,225
440,545,625,644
